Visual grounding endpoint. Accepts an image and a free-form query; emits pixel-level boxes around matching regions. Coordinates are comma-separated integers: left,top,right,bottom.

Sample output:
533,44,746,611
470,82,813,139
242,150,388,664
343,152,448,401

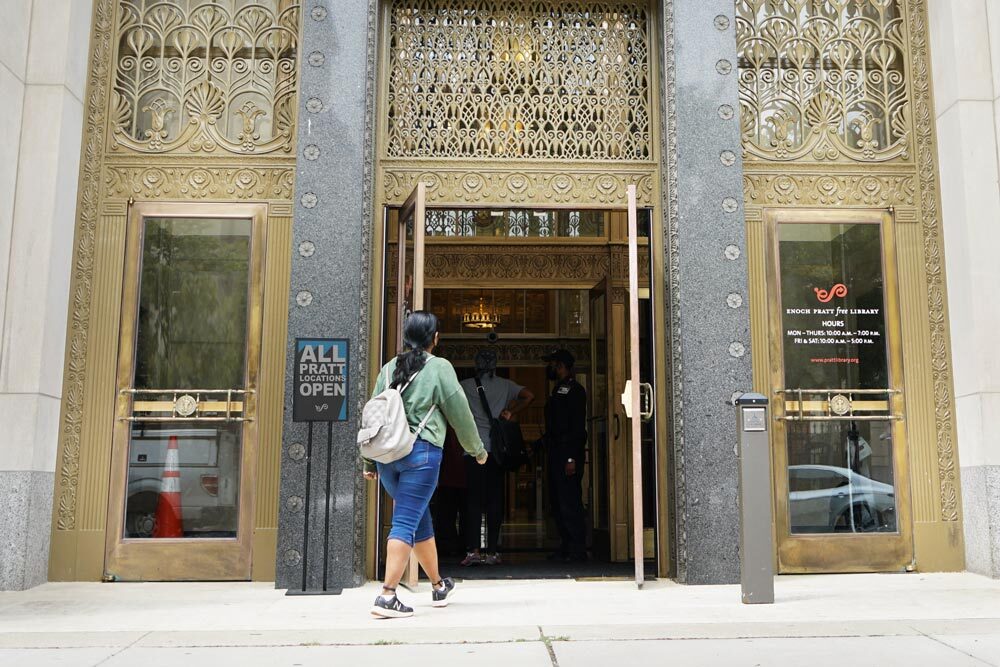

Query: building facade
929,0,1000,579
0,0,995,590
0,0,92,590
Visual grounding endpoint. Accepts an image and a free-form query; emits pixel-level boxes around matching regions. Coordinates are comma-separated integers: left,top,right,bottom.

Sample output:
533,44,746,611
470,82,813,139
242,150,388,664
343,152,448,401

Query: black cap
542,348,575,368
474,348,498,372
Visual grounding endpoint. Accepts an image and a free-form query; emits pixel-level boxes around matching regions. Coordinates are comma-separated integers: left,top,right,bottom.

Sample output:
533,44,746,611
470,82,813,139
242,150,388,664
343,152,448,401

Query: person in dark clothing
459,349,535,566
430,427,467,557
539,349,588,561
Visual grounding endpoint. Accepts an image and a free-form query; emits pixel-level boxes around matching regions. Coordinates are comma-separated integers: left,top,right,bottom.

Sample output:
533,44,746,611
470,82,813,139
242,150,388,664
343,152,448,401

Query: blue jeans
377,439,442,547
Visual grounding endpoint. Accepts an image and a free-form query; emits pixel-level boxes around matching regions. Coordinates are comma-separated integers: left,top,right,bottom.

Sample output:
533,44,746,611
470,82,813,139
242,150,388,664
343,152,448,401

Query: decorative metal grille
385,0,652,160
736,0,909,163
112,0,300,154
420,208,604,237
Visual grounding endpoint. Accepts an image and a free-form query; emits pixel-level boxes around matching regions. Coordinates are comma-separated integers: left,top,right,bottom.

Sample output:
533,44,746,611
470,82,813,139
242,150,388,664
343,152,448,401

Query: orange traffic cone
153,435,183,538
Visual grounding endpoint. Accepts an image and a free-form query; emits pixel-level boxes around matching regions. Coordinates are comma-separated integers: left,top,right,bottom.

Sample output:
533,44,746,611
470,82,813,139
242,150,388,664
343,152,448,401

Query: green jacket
364,354,485,471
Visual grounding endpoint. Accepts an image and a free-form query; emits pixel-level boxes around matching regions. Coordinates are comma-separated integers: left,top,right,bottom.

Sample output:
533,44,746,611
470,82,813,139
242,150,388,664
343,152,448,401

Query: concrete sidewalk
0,573,998,665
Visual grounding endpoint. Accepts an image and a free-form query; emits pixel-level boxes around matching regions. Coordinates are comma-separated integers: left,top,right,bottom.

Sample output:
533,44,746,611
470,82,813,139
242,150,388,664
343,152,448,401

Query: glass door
397,183,426,343
378,183,427,586
622,184,652,588
588,279,611,561
766,209,912,572
104,202,266,581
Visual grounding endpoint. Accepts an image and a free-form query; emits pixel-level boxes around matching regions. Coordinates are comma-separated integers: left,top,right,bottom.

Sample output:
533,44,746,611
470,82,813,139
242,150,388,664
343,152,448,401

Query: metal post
736,392,774,604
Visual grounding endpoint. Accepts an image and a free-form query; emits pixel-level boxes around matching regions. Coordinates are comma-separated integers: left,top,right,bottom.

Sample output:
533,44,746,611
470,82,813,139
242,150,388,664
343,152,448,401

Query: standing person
362,311,487,619
539,349,588,562
430,427,468,557
460,349,535,566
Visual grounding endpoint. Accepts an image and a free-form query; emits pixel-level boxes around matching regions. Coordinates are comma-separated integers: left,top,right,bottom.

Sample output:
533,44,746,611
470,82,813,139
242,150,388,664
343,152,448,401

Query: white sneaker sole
432,586,456,608
370,605,413,619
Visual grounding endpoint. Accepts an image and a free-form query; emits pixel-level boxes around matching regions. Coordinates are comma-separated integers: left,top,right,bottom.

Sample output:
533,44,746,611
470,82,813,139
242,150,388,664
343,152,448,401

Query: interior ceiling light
463,297,501,330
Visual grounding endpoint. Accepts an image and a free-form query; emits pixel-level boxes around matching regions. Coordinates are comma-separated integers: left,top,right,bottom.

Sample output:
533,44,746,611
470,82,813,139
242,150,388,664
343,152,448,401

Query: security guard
540,349,588,561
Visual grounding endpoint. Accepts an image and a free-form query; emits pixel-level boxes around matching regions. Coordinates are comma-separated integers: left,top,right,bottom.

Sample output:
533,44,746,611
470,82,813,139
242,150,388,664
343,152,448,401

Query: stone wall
929,0,1000,578
665,0,751,585
0,0,92,590
275,0,376,591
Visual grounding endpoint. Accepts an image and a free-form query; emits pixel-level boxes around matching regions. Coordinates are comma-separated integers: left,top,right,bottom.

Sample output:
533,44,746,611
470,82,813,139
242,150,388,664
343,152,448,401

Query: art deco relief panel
738,0,908,163
738,0,963,570
111,0,299,155
386,243,650,288
379,0,659,208
385,0,652,161
50,0,300,581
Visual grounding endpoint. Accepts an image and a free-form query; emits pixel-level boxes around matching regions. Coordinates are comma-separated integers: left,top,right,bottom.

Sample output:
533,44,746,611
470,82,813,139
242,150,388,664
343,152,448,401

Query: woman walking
363,311,487,618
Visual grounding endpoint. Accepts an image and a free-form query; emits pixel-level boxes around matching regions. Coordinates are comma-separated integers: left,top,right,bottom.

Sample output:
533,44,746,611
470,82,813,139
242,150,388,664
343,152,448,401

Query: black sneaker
370,594,413,619
432,577,456,608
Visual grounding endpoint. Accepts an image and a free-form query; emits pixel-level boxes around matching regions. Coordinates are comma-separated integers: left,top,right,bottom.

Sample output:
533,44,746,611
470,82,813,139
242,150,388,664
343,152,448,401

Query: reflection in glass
125,217,252,539
590,290,609,536
636,209,652,238
125,423,242,538
558,290,589,336
400,214,416,325
133,218,251,390
778,222,897,535
787,421,896,533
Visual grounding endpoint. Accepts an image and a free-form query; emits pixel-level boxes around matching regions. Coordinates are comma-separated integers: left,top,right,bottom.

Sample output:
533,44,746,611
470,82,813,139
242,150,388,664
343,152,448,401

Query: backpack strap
398,371,420,394
474,376,495,420
413,404,438,437
397,356,435,393
396,362,437,437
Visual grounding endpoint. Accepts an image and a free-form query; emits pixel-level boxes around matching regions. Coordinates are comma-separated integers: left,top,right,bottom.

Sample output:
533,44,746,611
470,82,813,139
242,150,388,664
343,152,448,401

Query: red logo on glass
814,283,848,303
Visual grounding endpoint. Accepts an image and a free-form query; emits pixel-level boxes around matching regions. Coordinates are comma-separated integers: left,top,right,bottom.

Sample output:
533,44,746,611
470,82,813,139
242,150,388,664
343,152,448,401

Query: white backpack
357,372,437,464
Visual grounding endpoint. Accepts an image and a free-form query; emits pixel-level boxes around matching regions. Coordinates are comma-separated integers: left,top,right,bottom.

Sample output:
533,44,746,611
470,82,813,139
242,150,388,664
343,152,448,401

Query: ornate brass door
621,185,653,587
397,183,427,342
596,187,656,584
104,202,267,581
766,209,912,573
378,183,427,587
580,193,656,582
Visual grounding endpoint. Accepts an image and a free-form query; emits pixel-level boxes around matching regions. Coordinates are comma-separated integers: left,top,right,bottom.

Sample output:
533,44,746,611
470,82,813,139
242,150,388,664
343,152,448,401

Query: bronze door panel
765,209,913,573
104,202,267,581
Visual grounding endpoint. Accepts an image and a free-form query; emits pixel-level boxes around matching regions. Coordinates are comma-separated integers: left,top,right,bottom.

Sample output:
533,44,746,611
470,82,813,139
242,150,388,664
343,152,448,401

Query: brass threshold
777,415,904,422
120,417,253,423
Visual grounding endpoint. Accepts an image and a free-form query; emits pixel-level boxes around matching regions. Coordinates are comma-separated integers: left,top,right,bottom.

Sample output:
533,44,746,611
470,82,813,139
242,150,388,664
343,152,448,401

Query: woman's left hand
363,471,377,481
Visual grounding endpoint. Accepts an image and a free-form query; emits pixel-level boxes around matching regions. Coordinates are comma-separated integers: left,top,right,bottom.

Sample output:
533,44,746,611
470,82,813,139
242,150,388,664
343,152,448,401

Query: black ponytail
391,310,439,388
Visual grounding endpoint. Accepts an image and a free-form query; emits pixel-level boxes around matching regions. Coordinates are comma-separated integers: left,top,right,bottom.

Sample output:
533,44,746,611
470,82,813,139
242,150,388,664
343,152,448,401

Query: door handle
620,380,655,422
639,382,654,422
613,414,621,439
118,388,253,423
775,388,902,422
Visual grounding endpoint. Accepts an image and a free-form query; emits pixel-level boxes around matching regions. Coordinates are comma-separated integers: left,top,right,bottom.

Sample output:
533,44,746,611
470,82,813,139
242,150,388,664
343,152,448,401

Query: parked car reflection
788,464,895,534
125,426,240,538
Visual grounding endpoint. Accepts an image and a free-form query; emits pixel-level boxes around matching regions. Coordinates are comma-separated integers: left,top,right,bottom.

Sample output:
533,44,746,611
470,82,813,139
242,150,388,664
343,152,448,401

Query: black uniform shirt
544,377,587,462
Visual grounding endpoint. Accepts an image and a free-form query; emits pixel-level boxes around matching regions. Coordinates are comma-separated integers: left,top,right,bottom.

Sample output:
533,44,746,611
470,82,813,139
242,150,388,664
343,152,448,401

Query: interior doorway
372,186,663,584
